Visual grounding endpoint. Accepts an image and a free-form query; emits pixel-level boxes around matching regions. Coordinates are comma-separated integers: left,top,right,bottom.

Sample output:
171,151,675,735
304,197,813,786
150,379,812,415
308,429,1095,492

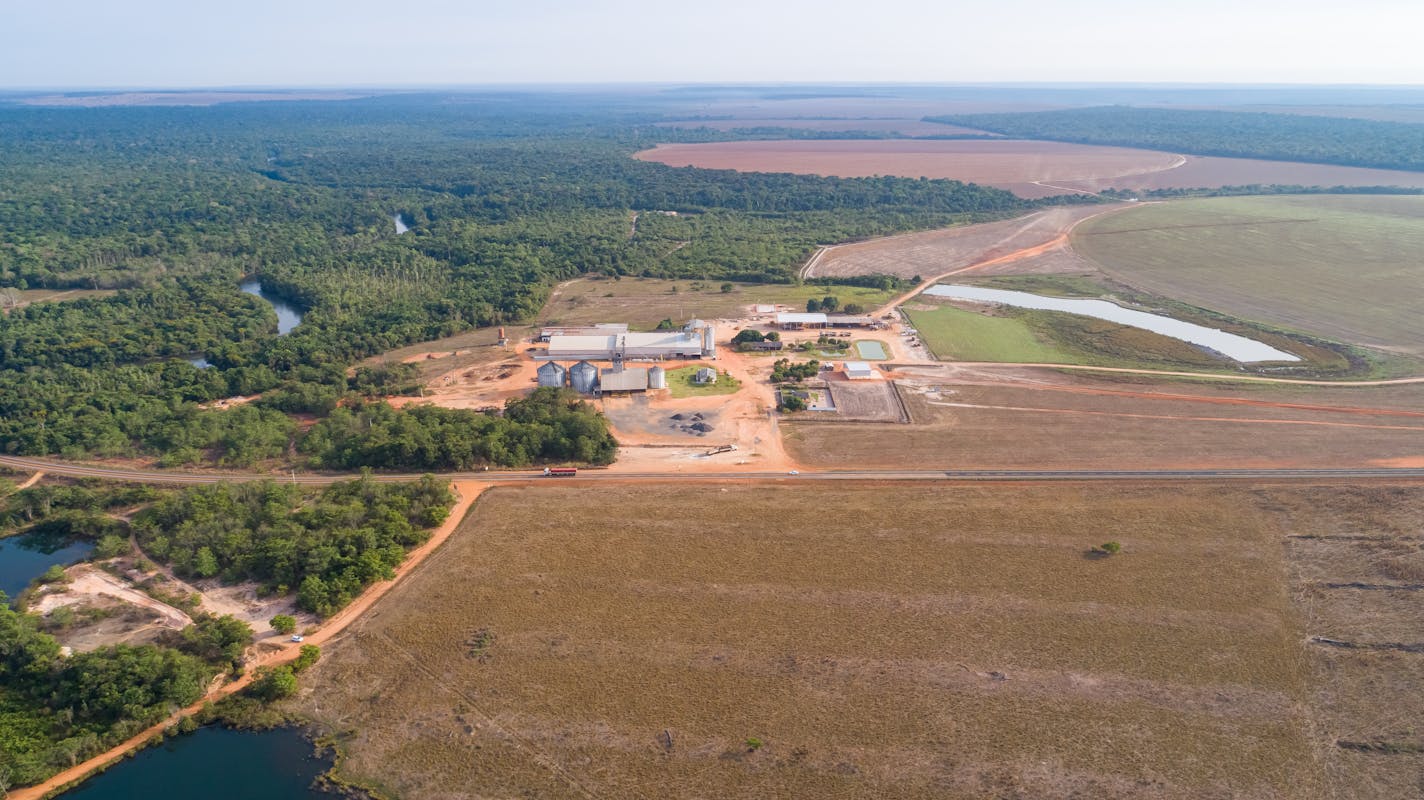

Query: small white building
844,361,876,380
694,367,718,385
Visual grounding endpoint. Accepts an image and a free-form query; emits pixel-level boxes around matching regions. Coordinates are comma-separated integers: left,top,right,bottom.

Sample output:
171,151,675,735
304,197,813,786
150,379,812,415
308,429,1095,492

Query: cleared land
635,140,1186,198
786,372,1424,471
807,205,1121,281
539,276,896,329
633,140,1424,199
1073,195,1424,354
296,483,1338,800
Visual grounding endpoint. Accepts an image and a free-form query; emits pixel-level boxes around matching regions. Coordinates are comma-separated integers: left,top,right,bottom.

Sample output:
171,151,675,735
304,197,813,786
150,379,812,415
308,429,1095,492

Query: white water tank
648,365,667,389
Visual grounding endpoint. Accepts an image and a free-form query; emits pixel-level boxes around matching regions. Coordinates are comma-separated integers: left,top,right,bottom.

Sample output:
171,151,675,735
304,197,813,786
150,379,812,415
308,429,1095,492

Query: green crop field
1072,195,1424,355
905,305,1072,363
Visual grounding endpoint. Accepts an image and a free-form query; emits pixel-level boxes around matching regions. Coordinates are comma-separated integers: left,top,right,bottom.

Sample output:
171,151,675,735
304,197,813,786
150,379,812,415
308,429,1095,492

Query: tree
269,614,297,635
252,665,298,700
732,329,765,345
764,331,780,342
292,644,320,673
843,303,864,314
1099,541,1122,555
779,394,806,412
820,295,840,312
805,299,820,313
720,283,734,293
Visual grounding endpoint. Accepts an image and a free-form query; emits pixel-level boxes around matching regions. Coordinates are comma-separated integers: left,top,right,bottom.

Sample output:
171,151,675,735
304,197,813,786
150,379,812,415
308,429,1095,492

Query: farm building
600,367,649,394
541,319,716,362
775,312,827,330
826,314,876,328
694,367,718,385
536,361,567,388
753,304,778,314
744,340,785,351
538,323,628,342
844,361,876,380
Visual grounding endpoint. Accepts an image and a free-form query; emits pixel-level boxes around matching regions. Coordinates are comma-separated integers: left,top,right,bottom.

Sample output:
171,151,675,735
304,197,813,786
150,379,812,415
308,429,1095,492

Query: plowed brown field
634,140,1424,198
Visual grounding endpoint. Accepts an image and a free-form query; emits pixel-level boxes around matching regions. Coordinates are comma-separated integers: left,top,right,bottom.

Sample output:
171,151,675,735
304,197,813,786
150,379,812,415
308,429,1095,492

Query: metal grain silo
536,361,567,388
648,365,667,390
570,360,599,394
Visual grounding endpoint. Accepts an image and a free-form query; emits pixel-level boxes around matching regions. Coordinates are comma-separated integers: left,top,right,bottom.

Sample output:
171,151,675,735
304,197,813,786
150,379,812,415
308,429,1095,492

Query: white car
290,635,305,643
788,470,800,476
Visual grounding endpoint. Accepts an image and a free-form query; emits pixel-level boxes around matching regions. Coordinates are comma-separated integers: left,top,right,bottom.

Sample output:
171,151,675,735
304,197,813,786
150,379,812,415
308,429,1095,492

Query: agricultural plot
539,276,896,329
635,139,1186,198
633,140,1424,199
786,378,1424,472
823,380,908,422
806,205,1121,281
1073,195,1424,355
295,483,1338,800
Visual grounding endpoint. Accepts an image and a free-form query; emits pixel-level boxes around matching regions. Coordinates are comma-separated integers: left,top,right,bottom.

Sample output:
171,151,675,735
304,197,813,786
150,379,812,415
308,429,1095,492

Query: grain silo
569,360,599,394
536,361,567,388
648,365,667,390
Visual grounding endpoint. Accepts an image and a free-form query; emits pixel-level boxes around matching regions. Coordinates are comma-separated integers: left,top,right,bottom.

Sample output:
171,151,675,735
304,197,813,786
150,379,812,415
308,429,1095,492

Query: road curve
4,455,1424,486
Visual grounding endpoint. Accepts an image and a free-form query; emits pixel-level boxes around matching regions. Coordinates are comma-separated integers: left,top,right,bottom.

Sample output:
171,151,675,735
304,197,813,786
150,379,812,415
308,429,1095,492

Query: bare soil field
786,370,1424,471
1061,155,1424,195
807,205,1126,281
295,483,1339,799
634,140,1424,199
822,379,908,422
634,140,1185,198
654,117,994,137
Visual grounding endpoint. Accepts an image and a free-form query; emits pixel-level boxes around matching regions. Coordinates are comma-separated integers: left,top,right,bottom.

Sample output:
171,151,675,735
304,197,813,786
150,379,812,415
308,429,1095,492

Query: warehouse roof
775,312,828,325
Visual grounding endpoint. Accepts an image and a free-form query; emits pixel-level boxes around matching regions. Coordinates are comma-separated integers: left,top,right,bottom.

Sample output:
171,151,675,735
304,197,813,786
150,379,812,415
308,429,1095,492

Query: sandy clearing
32,565,193,630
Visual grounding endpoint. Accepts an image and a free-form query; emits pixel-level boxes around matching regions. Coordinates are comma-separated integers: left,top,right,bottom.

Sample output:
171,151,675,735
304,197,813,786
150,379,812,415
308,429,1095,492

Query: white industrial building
844,361,877,380
540,320,716,362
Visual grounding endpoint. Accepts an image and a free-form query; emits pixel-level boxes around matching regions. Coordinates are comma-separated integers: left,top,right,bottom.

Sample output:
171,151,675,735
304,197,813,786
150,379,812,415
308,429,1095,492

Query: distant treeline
930,107,1424,172
0,94,1042,466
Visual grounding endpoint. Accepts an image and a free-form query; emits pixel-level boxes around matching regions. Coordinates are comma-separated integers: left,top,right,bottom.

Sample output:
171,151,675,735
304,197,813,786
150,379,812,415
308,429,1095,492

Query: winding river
923,285,1300,363
240,279,304,336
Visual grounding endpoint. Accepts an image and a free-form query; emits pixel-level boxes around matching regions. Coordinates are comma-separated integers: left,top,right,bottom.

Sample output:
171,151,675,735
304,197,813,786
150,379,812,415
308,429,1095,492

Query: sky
3,0,1423,88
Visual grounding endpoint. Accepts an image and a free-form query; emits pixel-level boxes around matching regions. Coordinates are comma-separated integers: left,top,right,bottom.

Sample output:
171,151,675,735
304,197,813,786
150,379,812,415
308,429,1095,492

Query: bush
269,614,297,635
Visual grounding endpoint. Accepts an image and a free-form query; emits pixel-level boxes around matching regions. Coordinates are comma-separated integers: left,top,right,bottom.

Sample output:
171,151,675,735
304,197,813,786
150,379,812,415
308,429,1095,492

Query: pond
61,727,336,799
854,340,888,360
923,285,1300,363
0,529,94,599
240,279,304,336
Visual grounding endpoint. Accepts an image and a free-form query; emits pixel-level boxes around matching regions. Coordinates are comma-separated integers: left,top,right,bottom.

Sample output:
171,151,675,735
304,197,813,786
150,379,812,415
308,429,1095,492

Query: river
393,213,410,235
0,530,94,599
923,285,1300,363
240,279,304,336
61,727,336,799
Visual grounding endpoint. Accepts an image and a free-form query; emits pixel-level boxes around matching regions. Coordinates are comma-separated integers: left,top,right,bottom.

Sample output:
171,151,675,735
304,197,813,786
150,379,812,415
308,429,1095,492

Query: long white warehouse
540,320,716,362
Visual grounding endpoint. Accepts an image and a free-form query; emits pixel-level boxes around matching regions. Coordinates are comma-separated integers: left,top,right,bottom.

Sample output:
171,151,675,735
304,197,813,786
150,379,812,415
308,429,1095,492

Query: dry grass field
294,482,1354,800
634,140,1185,198
786,376,1424,471
538,276,896,329
1073,195,1424,354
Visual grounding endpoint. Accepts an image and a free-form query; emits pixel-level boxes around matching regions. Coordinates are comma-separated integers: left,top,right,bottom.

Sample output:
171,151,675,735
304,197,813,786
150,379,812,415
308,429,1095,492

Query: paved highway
4,455,1423,486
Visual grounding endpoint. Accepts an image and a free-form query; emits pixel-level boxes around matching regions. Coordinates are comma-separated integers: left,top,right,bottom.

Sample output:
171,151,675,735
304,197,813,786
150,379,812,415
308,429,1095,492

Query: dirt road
9,480,490,800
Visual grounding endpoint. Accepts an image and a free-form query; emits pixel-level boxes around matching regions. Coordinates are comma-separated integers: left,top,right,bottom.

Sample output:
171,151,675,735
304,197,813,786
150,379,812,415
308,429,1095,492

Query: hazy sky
4,0,1423,88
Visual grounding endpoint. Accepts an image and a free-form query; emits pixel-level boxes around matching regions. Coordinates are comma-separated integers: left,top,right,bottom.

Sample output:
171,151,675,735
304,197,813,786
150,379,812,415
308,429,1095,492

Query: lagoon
923,285,1299,363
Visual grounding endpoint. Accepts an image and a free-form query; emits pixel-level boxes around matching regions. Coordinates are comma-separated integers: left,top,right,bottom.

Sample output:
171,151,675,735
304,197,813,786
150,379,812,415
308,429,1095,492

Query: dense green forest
0,93,1034,467
303,389,617,471
930,107,1424,172
0,600,250,787
132,476,454,616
